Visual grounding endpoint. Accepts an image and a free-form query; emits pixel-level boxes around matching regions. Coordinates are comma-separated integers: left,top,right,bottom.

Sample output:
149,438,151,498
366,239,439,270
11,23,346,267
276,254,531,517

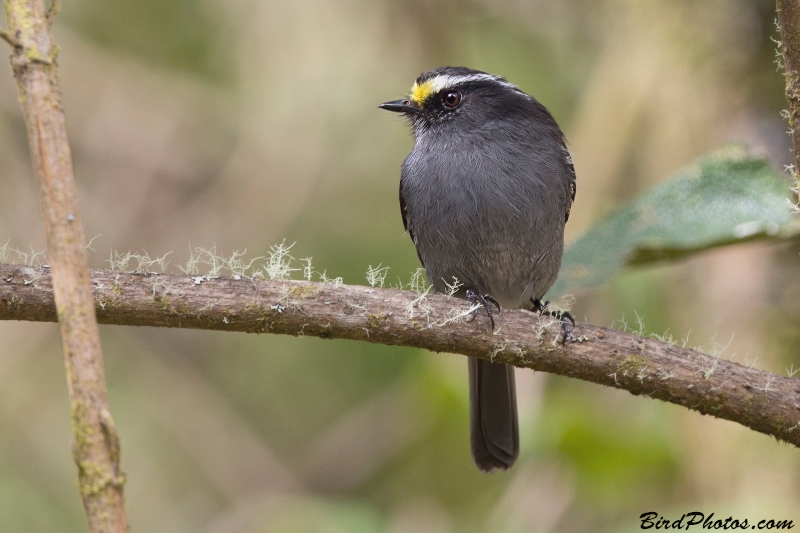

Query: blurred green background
1,0,799,531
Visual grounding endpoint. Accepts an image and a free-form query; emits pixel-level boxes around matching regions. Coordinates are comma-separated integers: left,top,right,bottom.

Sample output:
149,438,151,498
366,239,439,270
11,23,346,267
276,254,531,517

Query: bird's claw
483,294,501,313
531,298,575,342
467,289,501,330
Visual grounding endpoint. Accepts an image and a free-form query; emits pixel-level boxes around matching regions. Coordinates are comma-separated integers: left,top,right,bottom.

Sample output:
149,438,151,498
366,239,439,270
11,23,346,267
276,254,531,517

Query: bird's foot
531,298,575,342
467,289,501,331
531,298,548,314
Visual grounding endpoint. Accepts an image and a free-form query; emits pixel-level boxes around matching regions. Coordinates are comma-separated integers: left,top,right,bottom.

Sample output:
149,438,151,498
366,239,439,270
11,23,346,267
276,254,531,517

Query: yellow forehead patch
409,80,436,105
409,75,459,105
408,73,512,105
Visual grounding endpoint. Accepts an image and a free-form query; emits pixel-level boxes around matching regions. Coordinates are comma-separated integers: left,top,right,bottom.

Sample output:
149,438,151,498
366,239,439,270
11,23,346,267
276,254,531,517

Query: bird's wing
399,178,425,268
563,145,576,223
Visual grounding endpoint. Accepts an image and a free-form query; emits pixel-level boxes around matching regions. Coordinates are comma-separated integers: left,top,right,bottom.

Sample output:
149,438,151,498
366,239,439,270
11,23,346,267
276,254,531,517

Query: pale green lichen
366,264,389,288
616,354,649,376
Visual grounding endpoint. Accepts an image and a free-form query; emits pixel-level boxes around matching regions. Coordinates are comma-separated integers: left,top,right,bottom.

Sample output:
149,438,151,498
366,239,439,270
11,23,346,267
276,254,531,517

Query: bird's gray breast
400,131,569,309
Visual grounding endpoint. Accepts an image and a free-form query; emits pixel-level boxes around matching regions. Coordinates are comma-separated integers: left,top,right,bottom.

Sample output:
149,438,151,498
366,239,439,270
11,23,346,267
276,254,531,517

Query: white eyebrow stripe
426,73,525,95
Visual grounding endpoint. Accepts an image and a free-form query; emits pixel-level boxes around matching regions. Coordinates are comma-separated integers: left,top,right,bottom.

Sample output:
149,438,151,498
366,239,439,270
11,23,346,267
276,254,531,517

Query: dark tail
468,357,519,472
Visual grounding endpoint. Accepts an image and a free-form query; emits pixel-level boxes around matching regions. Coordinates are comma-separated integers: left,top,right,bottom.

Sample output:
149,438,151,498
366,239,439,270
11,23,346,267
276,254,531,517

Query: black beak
379,99,419,114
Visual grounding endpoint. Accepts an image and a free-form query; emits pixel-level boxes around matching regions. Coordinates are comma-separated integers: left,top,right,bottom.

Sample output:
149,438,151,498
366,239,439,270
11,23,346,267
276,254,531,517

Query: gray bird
380,66,576,472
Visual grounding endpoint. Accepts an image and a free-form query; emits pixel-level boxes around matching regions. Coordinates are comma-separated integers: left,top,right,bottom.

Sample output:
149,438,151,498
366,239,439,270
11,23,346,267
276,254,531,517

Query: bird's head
379,66,532,136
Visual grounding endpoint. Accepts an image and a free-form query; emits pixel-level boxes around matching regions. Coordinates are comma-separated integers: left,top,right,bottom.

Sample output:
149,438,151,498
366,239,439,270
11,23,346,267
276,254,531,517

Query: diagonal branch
1,1,127,531
777,0,800,190
2,263,799,446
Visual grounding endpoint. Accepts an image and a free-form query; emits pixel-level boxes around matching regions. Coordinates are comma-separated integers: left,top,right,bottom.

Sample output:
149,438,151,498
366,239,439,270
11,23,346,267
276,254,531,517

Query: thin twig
46,0,59,27
0,27,20,47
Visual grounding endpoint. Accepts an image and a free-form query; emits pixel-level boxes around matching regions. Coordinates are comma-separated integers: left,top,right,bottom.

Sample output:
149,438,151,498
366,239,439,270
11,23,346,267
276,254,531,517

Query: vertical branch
777,0,800,190
2,1,128,531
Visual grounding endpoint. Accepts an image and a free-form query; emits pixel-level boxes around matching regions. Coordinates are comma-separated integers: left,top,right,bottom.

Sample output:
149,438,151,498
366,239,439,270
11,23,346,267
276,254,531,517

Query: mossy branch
2,263,799,447
1,1,127,531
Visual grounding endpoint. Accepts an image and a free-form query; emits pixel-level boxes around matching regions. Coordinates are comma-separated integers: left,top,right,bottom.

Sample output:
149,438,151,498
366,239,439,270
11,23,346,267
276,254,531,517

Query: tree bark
2,263,800,447
778,0,800,190
1,2,127,531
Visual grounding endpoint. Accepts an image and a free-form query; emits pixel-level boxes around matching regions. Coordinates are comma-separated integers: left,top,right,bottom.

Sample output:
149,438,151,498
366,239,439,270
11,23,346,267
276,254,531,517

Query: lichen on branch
2,262,799,448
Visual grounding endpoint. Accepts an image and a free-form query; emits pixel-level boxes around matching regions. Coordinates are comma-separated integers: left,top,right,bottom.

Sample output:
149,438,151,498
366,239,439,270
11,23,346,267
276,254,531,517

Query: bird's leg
467,289,501,330
531,298,575,341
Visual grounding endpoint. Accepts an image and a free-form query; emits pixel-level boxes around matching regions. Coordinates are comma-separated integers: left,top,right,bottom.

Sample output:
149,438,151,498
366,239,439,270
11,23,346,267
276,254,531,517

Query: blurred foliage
550,145,799,297
243,497,384,533
1,0,799,532
60,0,237,85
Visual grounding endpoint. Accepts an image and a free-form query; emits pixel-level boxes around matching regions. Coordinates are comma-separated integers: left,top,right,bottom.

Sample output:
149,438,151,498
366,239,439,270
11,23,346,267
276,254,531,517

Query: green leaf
549,145,800,297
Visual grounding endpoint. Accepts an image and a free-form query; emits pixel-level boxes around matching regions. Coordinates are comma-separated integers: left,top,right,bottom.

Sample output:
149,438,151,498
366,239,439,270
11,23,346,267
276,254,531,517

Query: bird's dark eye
442,91,462,108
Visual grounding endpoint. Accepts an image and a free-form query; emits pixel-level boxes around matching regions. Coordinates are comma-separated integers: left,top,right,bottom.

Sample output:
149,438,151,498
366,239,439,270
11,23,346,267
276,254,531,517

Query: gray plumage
381,66,575,472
